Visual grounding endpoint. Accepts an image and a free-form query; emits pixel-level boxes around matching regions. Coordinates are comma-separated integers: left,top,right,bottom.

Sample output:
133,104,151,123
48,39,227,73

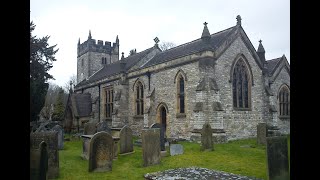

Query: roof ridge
157,25,236,55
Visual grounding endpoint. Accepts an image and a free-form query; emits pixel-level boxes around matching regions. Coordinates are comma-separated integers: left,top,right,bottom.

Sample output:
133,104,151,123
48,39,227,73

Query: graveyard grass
56,135,290,180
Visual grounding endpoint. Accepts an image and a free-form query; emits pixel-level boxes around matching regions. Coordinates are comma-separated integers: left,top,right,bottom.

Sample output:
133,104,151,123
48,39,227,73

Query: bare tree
64,74,77,92
129,49,137,56
39,82,61,121
159,41,176,51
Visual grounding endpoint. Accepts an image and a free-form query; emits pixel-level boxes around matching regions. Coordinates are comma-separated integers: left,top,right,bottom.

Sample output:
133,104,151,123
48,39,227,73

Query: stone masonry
73,17,290,142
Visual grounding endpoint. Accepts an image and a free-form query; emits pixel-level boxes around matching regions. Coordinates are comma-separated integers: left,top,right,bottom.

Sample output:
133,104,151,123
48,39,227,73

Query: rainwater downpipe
98,84,101,121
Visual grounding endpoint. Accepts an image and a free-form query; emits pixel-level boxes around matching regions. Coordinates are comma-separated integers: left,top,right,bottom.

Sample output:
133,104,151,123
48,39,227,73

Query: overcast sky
30,0,290,87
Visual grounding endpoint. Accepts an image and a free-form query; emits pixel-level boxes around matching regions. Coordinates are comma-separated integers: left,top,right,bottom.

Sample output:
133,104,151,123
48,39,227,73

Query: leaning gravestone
170,144,184,156
30,141,48,180
52,125,64,150
119,125,134,154
30,131,59,179
89,132,114,172
150,123,165,151
96,121,111,133
84,122,97,135
142,128,161,167
257,123,267,145
201,123,213,151
266,136,289,180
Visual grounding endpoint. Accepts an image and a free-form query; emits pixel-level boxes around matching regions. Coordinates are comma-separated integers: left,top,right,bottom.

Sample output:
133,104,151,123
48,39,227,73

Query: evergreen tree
52,88,65,121
30,21,58,122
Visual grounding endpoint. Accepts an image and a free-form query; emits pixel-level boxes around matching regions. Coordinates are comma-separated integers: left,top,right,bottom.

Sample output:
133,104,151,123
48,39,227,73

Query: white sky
30,0,290,87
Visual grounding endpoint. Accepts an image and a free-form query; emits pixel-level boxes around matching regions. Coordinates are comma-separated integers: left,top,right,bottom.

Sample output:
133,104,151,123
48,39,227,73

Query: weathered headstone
89,132,114,172
113,137,120,159
84,122,97,135
81,135,93,160
257,123,267,145
30,131,59,179
119,125,134,154
30,141,48,180
201,123,213,151
150,123,165,151
96,121,111,133
52,125,64,150
142,128,161,167
170,144,184,156
266,136,290,180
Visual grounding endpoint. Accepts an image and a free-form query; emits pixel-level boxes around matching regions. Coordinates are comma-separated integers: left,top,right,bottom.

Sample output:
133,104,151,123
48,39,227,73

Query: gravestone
201,123,213,151
119,125,134,154
89,132,114,172
30,131,59,179
84,122,97,135
266,136,289,180
142,128,160,167
113,137,120,159
96,121,111,133
257,123,267,145
52,125,64,150
81,135,93,160
30,141,48,180
150,123,165,151
170,144,184,156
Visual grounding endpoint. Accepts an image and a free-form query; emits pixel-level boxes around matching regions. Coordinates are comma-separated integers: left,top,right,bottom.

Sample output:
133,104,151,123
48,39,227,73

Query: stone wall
270,66,290,134
215,36,266,140
75,35,289,141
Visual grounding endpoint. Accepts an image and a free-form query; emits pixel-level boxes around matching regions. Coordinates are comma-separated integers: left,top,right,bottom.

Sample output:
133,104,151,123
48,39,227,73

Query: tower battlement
77,38,118,57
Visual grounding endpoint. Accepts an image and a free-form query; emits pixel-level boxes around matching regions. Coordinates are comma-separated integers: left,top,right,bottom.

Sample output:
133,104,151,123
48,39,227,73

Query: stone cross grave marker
150,123,165,151
30,131,59,179
30,141,48,180
84,122,97,135
142,128,160,167
119,125,134,154
89,132,114,172
201,122,213,151
266,136,290,180
52,124,64,150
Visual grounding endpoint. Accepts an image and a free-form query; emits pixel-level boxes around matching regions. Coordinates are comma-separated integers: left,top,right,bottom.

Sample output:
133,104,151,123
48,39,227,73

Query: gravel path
144,167,262,180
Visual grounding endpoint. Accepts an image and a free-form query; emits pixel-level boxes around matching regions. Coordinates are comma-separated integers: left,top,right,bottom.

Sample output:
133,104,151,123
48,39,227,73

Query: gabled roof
71,93,92,117
75,47,154,87
266,55,290,78
142,26,237,68
266,57,282,75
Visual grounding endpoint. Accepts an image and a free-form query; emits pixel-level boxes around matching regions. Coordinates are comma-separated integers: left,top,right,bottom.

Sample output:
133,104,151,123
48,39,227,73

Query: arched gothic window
105,87,113,118
232,59,251,109
177,76,185,113
135,81,144,115
278,85,290,117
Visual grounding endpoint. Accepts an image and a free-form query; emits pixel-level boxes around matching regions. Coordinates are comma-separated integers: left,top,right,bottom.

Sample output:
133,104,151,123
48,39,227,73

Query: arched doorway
156,103,169,137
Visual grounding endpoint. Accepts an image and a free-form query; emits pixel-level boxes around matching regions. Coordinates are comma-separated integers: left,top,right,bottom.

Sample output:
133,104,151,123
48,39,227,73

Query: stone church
64,15,290,141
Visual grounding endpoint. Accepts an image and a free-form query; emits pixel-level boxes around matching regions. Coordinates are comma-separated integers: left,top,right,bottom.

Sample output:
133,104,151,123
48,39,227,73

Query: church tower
77,31,120,84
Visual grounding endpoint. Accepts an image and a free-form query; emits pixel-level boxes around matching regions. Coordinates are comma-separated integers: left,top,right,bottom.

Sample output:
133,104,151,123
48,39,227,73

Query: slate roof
266,57,282,75
76,47,154,87
71,93,92,117
142,26,236,68
76,25,237,87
